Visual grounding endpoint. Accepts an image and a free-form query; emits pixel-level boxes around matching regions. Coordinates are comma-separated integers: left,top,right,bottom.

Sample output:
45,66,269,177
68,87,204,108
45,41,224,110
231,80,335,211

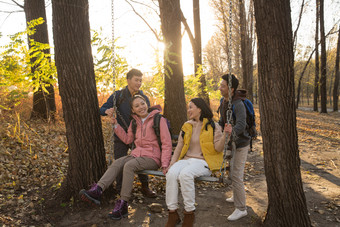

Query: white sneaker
226,196,234,203
227,208,247,221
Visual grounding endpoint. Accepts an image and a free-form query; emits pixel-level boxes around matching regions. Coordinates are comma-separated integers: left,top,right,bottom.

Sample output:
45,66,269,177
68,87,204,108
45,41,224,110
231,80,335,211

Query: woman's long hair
190,98,215,131
190,98,213,121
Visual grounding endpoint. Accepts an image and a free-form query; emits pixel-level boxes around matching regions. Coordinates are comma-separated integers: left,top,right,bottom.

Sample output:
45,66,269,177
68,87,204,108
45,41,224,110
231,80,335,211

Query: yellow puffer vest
178,118,223,171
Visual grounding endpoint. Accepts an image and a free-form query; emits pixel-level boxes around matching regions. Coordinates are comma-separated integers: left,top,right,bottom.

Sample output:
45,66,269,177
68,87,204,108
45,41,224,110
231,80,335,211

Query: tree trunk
158,0,187,135
253,0,311,226
314,0,320,111
296,49,316,108
24,0,56,120
333,27,340,111
319,0,327,113
52,0,106,200
193,0,209,105
246,0,255,102
239,0,247,90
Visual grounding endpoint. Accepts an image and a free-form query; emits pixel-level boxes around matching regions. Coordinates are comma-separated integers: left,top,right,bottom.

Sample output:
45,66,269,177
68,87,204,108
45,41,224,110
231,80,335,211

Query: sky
0,0,339,76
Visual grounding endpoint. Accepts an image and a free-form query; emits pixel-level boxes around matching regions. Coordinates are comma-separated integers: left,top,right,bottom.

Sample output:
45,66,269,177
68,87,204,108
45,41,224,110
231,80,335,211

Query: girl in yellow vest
165,98,231,227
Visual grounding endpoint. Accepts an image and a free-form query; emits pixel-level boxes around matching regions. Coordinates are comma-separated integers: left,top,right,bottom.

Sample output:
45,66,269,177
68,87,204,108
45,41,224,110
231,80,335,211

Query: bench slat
137,170,221,182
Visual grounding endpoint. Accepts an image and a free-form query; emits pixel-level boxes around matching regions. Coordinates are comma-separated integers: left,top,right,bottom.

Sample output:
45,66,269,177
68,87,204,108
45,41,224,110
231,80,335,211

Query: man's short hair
222,74,239,90
127,68,143,80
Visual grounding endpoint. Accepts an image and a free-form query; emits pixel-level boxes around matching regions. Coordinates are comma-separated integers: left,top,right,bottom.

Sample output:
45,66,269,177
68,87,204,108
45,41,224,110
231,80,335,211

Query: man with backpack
218,74,251,221
100,68,156,198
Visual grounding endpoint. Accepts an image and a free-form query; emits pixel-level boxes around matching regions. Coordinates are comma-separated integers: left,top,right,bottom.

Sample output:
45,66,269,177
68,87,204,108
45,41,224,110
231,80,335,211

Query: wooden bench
136,134,230,183
137,170,224,182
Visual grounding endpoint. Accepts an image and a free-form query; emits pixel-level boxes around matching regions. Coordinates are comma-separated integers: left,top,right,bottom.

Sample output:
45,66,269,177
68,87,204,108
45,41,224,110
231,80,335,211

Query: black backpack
131,113,172,151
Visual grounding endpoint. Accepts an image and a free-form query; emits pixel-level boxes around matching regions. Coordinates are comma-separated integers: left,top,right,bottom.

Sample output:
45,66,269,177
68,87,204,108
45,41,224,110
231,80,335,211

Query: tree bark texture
246,0,254,102
239,0,247,90
314,0,320,111
158,0,187,135
52,0,106,200
253,0,311,226
193,0,209,105
24,0,56,120
319,0,327,113
333,27,340,111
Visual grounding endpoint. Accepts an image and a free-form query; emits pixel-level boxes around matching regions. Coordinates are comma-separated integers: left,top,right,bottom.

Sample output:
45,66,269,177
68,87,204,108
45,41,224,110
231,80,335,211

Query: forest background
1,0,339,115
0,0,340,226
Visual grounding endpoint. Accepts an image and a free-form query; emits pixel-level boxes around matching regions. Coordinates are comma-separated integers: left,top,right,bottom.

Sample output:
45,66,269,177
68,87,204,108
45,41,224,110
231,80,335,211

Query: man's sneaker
108,199,128,220
79,183,102,205
227,208,247,221
226,195,234,203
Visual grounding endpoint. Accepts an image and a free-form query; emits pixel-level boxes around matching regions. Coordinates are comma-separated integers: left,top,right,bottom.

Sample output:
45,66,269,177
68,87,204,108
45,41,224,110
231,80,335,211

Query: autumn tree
333,27,340,111
209,0,255,99
52,0,106,199
23,0,56,120
319,0,327,113
181,0,210,104
314,0,320,111
254,0,311,226
239,0,255,102
158,0,187,134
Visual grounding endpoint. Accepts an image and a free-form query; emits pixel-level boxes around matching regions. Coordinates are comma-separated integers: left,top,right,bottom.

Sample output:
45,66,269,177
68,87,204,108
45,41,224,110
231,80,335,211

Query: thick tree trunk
193,0,209,105
24,0,56,120
158,0,187,135
314,0,320,111
319,0,327,113
254,0,311,226
333,27,340,111
52,0,106,200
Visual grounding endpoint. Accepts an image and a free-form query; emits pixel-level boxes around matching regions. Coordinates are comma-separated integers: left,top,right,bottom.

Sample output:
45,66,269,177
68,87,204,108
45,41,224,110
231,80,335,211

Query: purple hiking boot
108,199,128,220
79,183,102,205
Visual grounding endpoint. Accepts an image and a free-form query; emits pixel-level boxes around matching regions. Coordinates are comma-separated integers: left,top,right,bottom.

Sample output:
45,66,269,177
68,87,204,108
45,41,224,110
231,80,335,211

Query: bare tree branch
11,0,23,8
293,0,305,53
128,0,159,15
124,0,160,41
0,0,17,6
0,9,23,13
296,21,339,107
180,10,196,50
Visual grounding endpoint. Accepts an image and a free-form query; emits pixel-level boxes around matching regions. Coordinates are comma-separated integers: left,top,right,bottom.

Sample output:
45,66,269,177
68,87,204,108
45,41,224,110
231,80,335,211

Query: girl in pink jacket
80,95,172,220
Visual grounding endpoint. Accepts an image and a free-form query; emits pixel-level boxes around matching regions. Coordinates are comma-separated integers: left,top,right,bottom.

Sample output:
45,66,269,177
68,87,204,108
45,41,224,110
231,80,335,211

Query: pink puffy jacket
114,109,172,168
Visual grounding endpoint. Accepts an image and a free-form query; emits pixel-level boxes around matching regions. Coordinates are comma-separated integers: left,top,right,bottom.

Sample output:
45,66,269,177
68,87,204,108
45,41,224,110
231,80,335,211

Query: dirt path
0,109,339,226
49,110,340,227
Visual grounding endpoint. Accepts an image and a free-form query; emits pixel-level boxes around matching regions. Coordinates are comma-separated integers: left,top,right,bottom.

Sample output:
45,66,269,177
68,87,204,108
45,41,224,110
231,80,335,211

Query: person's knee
166,170,178,181
122,160,137,173
178,171,193,182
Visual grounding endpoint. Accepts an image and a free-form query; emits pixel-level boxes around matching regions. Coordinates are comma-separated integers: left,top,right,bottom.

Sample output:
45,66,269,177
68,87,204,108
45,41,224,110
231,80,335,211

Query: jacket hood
233,89,247,101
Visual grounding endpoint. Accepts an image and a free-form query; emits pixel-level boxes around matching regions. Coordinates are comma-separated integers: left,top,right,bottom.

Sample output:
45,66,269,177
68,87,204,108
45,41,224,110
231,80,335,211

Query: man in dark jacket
100,68,156,198
218,74,250,221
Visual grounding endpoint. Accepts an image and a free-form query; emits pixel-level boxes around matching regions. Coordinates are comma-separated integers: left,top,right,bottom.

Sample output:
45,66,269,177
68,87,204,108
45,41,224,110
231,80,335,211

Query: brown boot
182,210,195,227
141,185,156,198
165,210,181,227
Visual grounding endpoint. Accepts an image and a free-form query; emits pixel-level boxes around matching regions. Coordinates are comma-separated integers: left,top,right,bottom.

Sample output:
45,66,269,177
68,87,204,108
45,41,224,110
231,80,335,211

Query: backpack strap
115,88,126,109
152,113,162,151
131,118,137,139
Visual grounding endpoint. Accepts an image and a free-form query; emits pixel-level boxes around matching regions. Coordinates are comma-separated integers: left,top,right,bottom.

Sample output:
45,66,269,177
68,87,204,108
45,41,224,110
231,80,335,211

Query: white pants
166,158,211,212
